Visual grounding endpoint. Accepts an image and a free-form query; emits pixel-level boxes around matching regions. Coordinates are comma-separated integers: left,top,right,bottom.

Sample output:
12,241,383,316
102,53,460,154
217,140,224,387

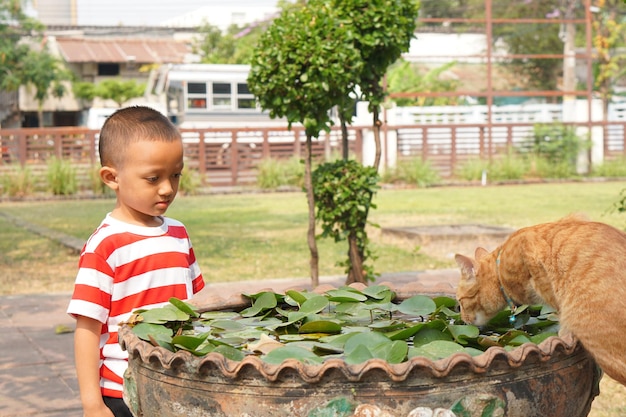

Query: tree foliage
1,0,74,126
248,2,361,137
194,22,266,64
387,60,462,106
592,0,626,119
21,45,73,126
0,0,45,91
74,79,146,108
490,0,568,92
330,0,419,169
248,0,363,286
312,160,380,283
248,0,418,285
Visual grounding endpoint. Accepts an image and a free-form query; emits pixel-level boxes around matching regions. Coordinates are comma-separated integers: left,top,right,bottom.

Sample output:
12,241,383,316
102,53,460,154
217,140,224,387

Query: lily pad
240,291,279,317
263,345,323,365
299,320,342,334
397,295,437,316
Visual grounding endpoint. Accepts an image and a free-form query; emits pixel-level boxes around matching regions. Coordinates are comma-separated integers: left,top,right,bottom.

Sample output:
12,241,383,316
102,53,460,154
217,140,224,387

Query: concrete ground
0,269,460,417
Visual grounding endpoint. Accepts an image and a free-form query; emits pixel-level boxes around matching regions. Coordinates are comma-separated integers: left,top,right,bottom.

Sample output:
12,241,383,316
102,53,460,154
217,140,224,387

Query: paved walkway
0,269,460,417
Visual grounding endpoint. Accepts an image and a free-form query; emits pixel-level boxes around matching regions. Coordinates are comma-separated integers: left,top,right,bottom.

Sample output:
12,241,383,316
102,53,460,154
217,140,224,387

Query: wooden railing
1,121,625,188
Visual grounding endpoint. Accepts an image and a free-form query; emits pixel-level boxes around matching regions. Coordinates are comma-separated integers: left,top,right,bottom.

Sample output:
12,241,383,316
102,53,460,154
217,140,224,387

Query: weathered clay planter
119,283,600,417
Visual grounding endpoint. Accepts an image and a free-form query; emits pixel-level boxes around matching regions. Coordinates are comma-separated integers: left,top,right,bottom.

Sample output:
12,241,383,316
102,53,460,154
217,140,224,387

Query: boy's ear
99,166,119,191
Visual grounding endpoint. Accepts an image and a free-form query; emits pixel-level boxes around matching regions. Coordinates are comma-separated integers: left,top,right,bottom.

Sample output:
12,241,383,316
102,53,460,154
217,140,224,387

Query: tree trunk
37,105,44,128
345,232,365,284
304,134,319,287
372,106,382,171
340,112,349,160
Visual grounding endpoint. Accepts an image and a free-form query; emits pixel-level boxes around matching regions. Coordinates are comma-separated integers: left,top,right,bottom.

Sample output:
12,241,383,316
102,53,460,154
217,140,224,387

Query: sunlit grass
1,181,625,291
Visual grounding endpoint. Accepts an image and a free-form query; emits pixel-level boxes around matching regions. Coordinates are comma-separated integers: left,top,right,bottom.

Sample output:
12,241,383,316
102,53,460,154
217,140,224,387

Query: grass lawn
1,180,625,416
1,181,625,294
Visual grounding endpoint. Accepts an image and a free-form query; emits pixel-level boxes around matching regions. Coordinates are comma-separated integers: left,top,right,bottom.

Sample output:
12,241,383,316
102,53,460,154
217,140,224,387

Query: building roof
55,37,190,63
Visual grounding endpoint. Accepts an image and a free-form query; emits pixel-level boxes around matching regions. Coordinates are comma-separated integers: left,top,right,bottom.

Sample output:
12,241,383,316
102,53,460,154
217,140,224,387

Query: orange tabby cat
455,216,626,386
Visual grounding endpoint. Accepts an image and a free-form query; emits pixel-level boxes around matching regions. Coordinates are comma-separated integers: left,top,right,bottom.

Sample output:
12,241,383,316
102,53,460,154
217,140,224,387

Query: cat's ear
455,254,476,279
475,247,489,260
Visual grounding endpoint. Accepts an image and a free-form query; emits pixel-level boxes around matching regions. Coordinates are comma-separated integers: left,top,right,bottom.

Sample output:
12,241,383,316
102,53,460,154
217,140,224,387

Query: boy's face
104,139,184,226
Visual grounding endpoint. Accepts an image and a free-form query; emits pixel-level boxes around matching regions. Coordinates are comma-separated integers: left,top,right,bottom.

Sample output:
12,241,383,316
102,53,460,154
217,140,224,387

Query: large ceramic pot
119,284,600,417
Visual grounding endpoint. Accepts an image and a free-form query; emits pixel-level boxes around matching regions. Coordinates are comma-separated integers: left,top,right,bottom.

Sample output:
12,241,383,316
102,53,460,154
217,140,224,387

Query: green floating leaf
433,296,457,309
169,297,199,318
530,332,558,344
447,324,480,345
375,340,408,364
413,326,453,347
209,319,246,331
344,343,374,365
240,292,278,317
285,289,308,305
299,320,342,335
263,345,323,365
200,311,239,320
326,289,367,302
369,320,406,332
132,322,173,342
172,334,208,351
139,307,188,324
300,295,330,314
213,344,245,362
397,295,437,316
408,340,465,361
311,342,344,355
361,285,394,300
343,331,388,354
498,329,532,346
386,323,425,341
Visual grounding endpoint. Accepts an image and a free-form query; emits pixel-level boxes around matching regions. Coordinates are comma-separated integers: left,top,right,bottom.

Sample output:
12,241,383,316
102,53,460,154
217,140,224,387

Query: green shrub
179,167,203,195
592,157,626,177
88,165,111,196
455,158,490,181
1,164,35,197
522,123,589,173
528,156,577,179
383,158,440,187
257,157,304,189
312,159,380,282
486,151,528,181
46,157,77,195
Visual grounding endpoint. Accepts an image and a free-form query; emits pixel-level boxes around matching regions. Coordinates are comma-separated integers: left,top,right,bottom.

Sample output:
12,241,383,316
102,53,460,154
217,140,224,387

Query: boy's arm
74,315,114,417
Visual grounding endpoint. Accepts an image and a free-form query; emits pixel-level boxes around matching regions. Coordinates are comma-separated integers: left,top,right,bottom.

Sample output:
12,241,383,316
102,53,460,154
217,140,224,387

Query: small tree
331,0,419,170
312,160,380,283
74,79,146,108
387,60,461,107
591,0,626,124
248,1,363,286
0,0,45,92
22,47,73,127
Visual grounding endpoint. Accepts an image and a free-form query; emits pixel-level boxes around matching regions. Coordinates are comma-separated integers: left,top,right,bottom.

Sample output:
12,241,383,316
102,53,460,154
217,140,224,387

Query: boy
67,106,205,417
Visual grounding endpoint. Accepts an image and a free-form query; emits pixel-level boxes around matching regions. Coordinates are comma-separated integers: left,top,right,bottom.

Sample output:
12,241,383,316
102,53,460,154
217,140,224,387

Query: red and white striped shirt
67,214,204,398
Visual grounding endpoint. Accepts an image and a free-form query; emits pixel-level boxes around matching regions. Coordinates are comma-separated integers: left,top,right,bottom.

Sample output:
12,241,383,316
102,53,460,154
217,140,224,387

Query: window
183,80,258,112
212,82,231,108
98,63,120,76
188,83,207,94
237,83,256,109
187,83,207,109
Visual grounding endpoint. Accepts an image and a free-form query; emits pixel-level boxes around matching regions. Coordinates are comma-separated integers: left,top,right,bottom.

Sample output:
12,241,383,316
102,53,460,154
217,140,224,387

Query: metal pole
486,0,493,161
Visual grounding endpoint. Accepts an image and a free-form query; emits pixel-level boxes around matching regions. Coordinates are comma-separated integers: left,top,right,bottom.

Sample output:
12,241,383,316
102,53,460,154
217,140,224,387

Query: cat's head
455,247,506,326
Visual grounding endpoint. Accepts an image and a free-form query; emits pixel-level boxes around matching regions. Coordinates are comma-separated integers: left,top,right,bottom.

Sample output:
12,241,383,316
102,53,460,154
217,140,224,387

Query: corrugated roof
56,38,190,63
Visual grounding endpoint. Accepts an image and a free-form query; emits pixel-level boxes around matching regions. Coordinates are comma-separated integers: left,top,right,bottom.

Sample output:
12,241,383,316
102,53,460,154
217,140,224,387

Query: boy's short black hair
98,106,181,167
